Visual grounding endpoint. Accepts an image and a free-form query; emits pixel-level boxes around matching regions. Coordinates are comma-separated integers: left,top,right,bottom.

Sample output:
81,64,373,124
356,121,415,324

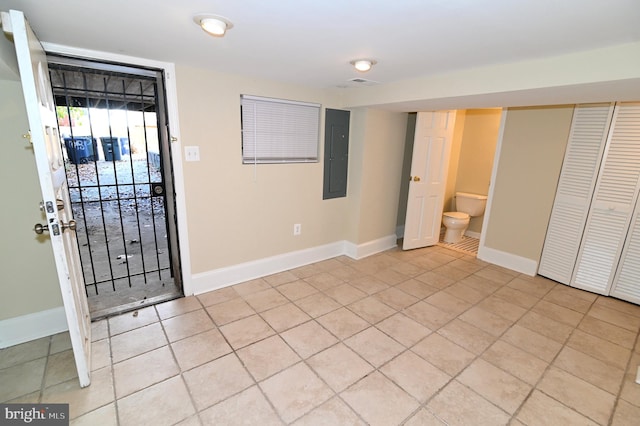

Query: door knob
61,220,77,232
413,176,421,182
34,223,49,234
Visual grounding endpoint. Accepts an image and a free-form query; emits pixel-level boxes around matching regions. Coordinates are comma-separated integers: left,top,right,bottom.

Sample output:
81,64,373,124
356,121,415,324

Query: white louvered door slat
611,201,640,304
572,103,640,295
538,104,614,284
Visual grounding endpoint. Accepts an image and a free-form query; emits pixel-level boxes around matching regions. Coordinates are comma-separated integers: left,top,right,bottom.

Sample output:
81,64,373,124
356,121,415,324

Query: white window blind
241,95,320,164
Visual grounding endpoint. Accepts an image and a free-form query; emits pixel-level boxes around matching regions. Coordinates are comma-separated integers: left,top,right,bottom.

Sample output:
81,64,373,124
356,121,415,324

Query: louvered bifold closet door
573,103,640,295
538,104,614,284
609,104,640,303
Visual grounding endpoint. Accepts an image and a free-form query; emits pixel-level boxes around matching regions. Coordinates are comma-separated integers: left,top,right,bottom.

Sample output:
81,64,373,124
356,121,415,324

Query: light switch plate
184,146,200,162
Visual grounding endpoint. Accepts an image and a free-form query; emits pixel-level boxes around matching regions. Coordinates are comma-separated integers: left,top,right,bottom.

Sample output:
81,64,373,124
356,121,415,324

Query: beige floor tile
91,339,111,371
588,304,640,332
403,300,455,330
506,276,555,298
171,328,232,371
612,399,640,426
108,306,158,336
44,349,78,387
517,311,573,343
0,358,46,402
196,286,240,307
482,340,548,386
475,266,518,286
502,325,562,362
567,329,631,370
372,287,418,310
329,265,365,281
425,291,472,316
404,409,447,425
110,322,167,363
394,279,438,299
304,272,344,291
494,286,539,309
443,282,487,304
537,367,616,424
162,309,214,343
543,287,595,313
91,320,108,342
237,335,301,381
233,278,271,296
594,296,640,318
293,396,365,426
578,315,637,349
380,350,450,402
341,371,419,426
412,333,476,376
376,268,412,285
206,297,255,325
276,280,318,301
117,376,195,426
199,386,281,426
376,313,432,347
457,358,530,414
348,275,390,295
244,288,289,312
459,306,513,337
280,320,338,358
449,258,485,274
42,366,114,420
219,314,275,350
348,296,397,324
433,264,471,281
427,380,510,426
457,274,502,295
516,390,599,426
392,261,426,278
113,346,178,398
174,415,202,426
261,302,311,332
290,263,323,279
155,296,202,320
183,353,254,411
71,403,118,426
316,307,369,339
264,270,299,286
414,271,456,289
294,292,341,318
437,319,496,355
307,343,373,392
476,296,527,322
313,258,346,271
50,332,73,354
324,283,367,305
260,363,333,423
554,346,625,394
344,327,404,367
620,372,640,407
532,300,584,327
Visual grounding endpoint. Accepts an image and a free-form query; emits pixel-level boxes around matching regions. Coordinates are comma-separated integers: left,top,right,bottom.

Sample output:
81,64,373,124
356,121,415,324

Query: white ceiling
2,0,640,108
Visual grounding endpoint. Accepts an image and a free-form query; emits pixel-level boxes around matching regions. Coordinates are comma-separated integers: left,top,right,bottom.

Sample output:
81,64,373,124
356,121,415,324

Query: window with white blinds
240,95,320,164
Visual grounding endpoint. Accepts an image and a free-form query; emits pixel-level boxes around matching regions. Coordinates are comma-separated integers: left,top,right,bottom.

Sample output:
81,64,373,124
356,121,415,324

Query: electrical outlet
293,224,301,236
184,146,200,162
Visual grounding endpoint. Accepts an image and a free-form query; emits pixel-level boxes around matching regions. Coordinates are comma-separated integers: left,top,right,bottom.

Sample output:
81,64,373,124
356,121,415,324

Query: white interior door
403,111,456,250
6,10,91,387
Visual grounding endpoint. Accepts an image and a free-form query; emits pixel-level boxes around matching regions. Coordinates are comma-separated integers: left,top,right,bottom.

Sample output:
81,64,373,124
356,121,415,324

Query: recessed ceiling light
350,59,377,72
194,14,234,37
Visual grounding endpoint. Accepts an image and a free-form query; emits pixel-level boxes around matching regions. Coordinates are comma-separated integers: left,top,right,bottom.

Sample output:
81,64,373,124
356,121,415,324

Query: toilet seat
443,211,469,220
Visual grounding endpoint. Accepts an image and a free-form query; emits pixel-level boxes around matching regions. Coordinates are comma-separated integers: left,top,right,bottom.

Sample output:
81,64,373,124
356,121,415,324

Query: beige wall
348,108,407,243
455,109,501,233
0,80,63,321
484,105,574,260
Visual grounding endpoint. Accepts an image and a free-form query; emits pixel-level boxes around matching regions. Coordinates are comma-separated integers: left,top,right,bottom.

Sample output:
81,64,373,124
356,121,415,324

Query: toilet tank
455,192,487,217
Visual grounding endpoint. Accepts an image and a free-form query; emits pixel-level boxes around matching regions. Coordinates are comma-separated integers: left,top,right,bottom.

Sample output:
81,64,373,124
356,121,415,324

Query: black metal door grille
48,60,181,316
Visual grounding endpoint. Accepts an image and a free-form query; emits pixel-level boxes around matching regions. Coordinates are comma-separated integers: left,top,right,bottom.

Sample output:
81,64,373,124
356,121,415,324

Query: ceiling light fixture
193,14,234,37
350,59,377,72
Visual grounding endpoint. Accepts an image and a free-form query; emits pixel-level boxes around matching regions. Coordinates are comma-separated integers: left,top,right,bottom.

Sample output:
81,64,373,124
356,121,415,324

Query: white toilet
442,192,488,244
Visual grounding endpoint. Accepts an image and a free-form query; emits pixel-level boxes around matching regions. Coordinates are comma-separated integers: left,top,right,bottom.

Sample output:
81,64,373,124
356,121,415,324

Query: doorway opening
48,56,183,319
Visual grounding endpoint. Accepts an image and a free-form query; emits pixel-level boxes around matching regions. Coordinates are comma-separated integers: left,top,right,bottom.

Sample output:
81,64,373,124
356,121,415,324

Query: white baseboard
0,307,68,348
191,236,398,295
477,245,537,276
465,230,481,239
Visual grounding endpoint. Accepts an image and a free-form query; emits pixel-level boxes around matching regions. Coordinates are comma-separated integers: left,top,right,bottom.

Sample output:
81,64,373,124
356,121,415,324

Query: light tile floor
3,245,640,425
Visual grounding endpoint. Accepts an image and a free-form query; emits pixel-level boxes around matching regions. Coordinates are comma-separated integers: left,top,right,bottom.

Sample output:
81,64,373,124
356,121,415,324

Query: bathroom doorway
398,108,502,256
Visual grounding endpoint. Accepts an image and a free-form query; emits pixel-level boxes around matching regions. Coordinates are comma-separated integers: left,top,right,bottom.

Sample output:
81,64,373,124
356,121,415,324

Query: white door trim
42,43,193,296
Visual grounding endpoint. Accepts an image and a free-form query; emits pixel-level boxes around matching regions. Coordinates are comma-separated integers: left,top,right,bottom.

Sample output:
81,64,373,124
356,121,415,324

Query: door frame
43,43,193,295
